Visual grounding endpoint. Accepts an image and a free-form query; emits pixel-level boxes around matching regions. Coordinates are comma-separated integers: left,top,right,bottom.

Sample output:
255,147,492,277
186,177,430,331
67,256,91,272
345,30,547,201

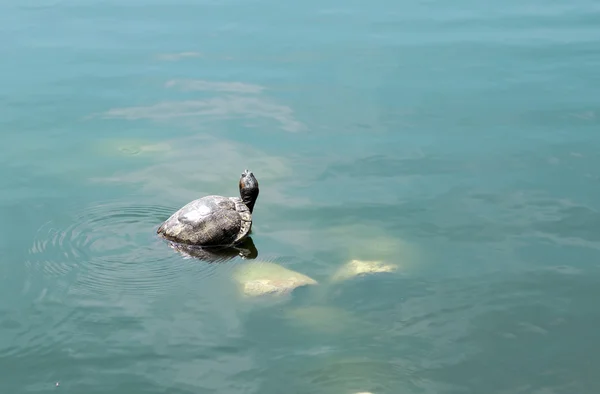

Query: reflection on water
166,236,259,263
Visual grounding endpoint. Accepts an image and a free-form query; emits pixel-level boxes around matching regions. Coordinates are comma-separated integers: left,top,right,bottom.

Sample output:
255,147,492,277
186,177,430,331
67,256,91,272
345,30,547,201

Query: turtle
157,169,259,247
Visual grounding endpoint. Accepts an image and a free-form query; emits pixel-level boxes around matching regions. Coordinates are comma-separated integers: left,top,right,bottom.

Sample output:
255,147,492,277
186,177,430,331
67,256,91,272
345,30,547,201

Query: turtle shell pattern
157,195,252,246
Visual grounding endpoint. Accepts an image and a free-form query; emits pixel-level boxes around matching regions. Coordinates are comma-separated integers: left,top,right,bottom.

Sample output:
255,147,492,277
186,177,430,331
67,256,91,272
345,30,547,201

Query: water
1,0,600,392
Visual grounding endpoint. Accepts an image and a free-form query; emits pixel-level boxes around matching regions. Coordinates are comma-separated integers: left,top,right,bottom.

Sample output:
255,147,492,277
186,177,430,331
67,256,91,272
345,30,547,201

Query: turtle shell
157,195,252,246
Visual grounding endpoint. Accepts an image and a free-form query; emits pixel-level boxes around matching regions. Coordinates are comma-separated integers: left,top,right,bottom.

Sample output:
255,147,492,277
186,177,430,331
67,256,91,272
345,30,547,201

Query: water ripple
25,199,217,297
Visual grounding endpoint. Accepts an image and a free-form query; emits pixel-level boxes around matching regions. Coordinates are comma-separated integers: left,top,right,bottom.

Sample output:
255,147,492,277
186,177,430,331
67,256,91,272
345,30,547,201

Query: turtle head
239,169,259,213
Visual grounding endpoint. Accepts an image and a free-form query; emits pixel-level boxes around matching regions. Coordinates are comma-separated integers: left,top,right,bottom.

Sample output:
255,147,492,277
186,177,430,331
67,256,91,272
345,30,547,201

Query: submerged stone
283,305,365,334
232,261,317,297
95,139,172,157
331,259,398,282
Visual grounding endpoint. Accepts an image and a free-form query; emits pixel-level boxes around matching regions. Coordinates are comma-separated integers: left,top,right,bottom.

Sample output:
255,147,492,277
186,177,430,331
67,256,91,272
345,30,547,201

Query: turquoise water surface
2,0,600,393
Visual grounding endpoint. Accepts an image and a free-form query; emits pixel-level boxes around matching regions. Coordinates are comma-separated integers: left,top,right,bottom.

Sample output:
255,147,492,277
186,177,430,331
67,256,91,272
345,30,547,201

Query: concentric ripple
26,199,222,297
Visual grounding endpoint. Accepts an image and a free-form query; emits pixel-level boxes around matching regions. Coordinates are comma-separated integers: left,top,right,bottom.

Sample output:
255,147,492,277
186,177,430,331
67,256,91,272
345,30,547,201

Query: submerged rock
283,305,366,334
327,224,416,258
232,261,318,297
95,139,172,157
331,259,398,283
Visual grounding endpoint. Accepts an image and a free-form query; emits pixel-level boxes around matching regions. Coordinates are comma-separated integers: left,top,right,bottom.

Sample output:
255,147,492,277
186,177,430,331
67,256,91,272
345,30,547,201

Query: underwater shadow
165,236,259,263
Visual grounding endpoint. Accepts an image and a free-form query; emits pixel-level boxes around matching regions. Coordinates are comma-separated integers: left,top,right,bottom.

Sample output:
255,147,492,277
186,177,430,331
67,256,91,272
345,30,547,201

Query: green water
2,0,600,393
